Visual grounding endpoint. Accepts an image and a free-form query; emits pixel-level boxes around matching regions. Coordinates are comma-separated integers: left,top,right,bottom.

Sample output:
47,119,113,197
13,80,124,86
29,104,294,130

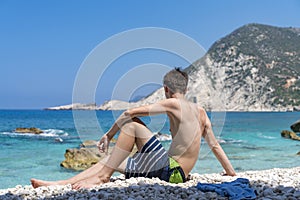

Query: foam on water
0,129,69,138
257,132,277,139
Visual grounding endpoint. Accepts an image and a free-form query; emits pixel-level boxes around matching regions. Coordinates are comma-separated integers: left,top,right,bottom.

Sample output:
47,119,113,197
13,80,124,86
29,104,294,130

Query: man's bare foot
72,176,110,190
30,178,66,188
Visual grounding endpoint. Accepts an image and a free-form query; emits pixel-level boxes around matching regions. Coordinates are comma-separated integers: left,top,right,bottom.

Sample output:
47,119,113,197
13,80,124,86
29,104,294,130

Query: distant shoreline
43,103,300,112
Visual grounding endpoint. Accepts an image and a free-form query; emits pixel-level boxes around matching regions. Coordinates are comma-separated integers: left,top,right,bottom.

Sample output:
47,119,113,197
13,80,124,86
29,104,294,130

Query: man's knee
121,121,137,137
121,118,146,137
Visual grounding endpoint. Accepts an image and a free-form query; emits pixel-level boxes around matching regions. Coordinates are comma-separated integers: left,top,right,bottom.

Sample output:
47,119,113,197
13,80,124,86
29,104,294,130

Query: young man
31,68,236,189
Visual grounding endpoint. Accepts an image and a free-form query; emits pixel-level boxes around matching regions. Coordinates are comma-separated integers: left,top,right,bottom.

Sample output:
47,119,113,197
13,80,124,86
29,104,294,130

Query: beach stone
294,190,300,198
282,186,295,193
14,127,43,134
291,120,300,132
280,130,300,141
263,188,275,196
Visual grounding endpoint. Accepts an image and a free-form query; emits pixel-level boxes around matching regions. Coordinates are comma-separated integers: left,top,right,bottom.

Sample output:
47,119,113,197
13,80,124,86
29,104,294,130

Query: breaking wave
0,129,69,138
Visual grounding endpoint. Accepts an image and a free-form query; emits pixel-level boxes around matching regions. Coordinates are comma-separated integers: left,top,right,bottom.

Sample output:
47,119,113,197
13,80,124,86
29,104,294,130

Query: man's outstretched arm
202,113,236,176
105,99,176,140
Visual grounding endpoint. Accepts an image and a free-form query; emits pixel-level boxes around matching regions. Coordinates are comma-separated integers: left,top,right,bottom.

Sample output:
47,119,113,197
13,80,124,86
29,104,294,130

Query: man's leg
31,154,132,188
71,119,153,189
31,156,110,188
31,118,152,189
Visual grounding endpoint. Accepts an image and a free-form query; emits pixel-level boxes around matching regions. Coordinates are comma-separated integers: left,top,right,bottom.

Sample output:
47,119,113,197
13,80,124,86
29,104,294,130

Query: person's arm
100,99,177,152
202,111,236,176
105,111,131,140
126,98,177,118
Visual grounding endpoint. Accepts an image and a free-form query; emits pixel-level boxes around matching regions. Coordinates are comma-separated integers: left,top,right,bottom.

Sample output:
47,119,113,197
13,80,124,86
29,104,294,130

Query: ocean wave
257,133,277,139
0,129,69,138
204,138,244,144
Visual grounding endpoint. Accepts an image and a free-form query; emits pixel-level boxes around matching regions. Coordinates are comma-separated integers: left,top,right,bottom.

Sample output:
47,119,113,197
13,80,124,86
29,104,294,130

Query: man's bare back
166,98,203,177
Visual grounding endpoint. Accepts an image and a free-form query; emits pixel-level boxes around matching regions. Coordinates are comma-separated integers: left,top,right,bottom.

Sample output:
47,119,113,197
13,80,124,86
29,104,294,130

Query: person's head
163,68,188,98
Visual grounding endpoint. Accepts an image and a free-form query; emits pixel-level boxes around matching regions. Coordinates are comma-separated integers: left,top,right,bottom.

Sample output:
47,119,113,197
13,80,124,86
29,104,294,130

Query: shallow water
0,110,299,189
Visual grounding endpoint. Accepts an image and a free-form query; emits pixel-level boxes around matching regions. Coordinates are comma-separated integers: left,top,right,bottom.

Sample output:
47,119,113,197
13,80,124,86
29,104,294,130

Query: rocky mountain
184,23,300,111
48,23,300,111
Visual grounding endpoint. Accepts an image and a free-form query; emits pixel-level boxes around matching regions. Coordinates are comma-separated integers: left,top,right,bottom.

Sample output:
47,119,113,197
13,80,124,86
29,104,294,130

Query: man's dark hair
163,67,188,94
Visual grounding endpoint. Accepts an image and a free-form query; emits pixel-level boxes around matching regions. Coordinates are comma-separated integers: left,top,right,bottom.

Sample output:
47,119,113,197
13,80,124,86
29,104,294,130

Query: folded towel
197,178,256,200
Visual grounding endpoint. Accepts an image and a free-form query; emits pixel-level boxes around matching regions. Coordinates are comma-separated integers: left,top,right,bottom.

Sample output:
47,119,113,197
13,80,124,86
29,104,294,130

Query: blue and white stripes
125,136,168,178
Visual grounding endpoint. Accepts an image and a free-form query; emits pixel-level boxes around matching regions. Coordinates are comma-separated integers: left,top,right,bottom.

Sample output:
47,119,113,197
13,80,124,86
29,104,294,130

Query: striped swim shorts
125,135,186,183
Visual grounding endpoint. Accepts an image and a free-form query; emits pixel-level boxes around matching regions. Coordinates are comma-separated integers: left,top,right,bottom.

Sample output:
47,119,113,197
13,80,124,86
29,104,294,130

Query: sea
0,110,299,189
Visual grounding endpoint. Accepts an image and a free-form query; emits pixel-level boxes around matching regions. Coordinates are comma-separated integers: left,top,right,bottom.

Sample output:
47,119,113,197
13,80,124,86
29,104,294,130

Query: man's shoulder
187,102,205,113
197,105,206,113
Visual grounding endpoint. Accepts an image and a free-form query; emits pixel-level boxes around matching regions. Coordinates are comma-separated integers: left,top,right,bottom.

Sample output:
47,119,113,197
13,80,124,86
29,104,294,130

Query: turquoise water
0,110,299,189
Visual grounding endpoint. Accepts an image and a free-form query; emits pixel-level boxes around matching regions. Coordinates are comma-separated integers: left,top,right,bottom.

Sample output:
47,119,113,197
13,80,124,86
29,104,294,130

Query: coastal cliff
46,23,300,111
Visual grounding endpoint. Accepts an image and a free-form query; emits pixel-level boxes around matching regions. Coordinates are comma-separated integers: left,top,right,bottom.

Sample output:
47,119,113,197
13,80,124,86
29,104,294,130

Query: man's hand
97,134,110,155
220,169,236,176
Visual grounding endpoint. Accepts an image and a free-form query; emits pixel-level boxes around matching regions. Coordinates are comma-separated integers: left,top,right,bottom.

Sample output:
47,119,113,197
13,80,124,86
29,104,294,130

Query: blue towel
197,178,256,200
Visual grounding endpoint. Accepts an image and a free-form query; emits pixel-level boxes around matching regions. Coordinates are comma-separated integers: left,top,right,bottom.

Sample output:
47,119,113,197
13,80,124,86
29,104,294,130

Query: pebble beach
0,167,299,200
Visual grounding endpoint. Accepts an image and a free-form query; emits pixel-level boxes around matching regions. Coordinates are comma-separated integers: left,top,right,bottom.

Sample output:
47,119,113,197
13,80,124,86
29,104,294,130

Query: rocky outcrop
14,127,43,134
281,130,300,141
61,140,134,171
60,139,115,171
60,146,107,171
291,120,300,132
98,88,165,110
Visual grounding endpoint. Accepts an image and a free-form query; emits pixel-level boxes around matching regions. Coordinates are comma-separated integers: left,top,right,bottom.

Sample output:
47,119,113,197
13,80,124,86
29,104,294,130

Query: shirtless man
31,68,236,189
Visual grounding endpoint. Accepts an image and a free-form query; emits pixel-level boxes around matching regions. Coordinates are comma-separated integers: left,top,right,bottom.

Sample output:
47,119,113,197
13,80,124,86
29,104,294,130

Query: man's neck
170,93,185,99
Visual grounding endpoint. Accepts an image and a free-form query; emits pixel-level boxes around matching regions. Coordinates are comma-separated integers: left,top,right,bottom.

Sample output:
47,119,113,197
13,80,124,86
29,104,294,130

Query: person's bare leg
31,118,151,189
31,156,110,188
72,120,152,189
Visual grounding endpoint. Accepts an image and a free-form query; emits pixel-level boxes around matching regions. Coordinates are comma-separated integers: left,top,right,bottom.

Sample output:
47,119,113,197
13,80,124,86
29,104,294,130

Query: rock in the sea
60,147,103,171
291,120,300,133
61,140,133,171
281,130,300,141
14,127,43,134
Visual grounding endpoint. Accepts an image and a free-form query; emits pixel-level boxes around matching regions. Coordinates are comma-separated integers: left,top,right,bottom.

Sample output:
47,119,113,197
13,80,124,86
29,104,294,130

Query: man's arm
202,111,236,176
106,99,177,140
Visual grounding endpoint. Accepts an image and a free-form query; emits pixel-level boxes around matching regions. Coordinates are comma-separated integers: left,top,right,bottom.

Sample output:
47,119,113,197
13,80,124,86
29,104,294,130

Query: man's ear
164,86,169,93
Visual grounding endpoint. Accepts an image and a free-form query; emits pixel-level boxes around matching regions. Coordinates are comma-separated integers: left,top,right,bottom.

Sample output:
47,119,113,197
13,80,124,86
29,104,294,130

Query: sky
0,0,300,109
